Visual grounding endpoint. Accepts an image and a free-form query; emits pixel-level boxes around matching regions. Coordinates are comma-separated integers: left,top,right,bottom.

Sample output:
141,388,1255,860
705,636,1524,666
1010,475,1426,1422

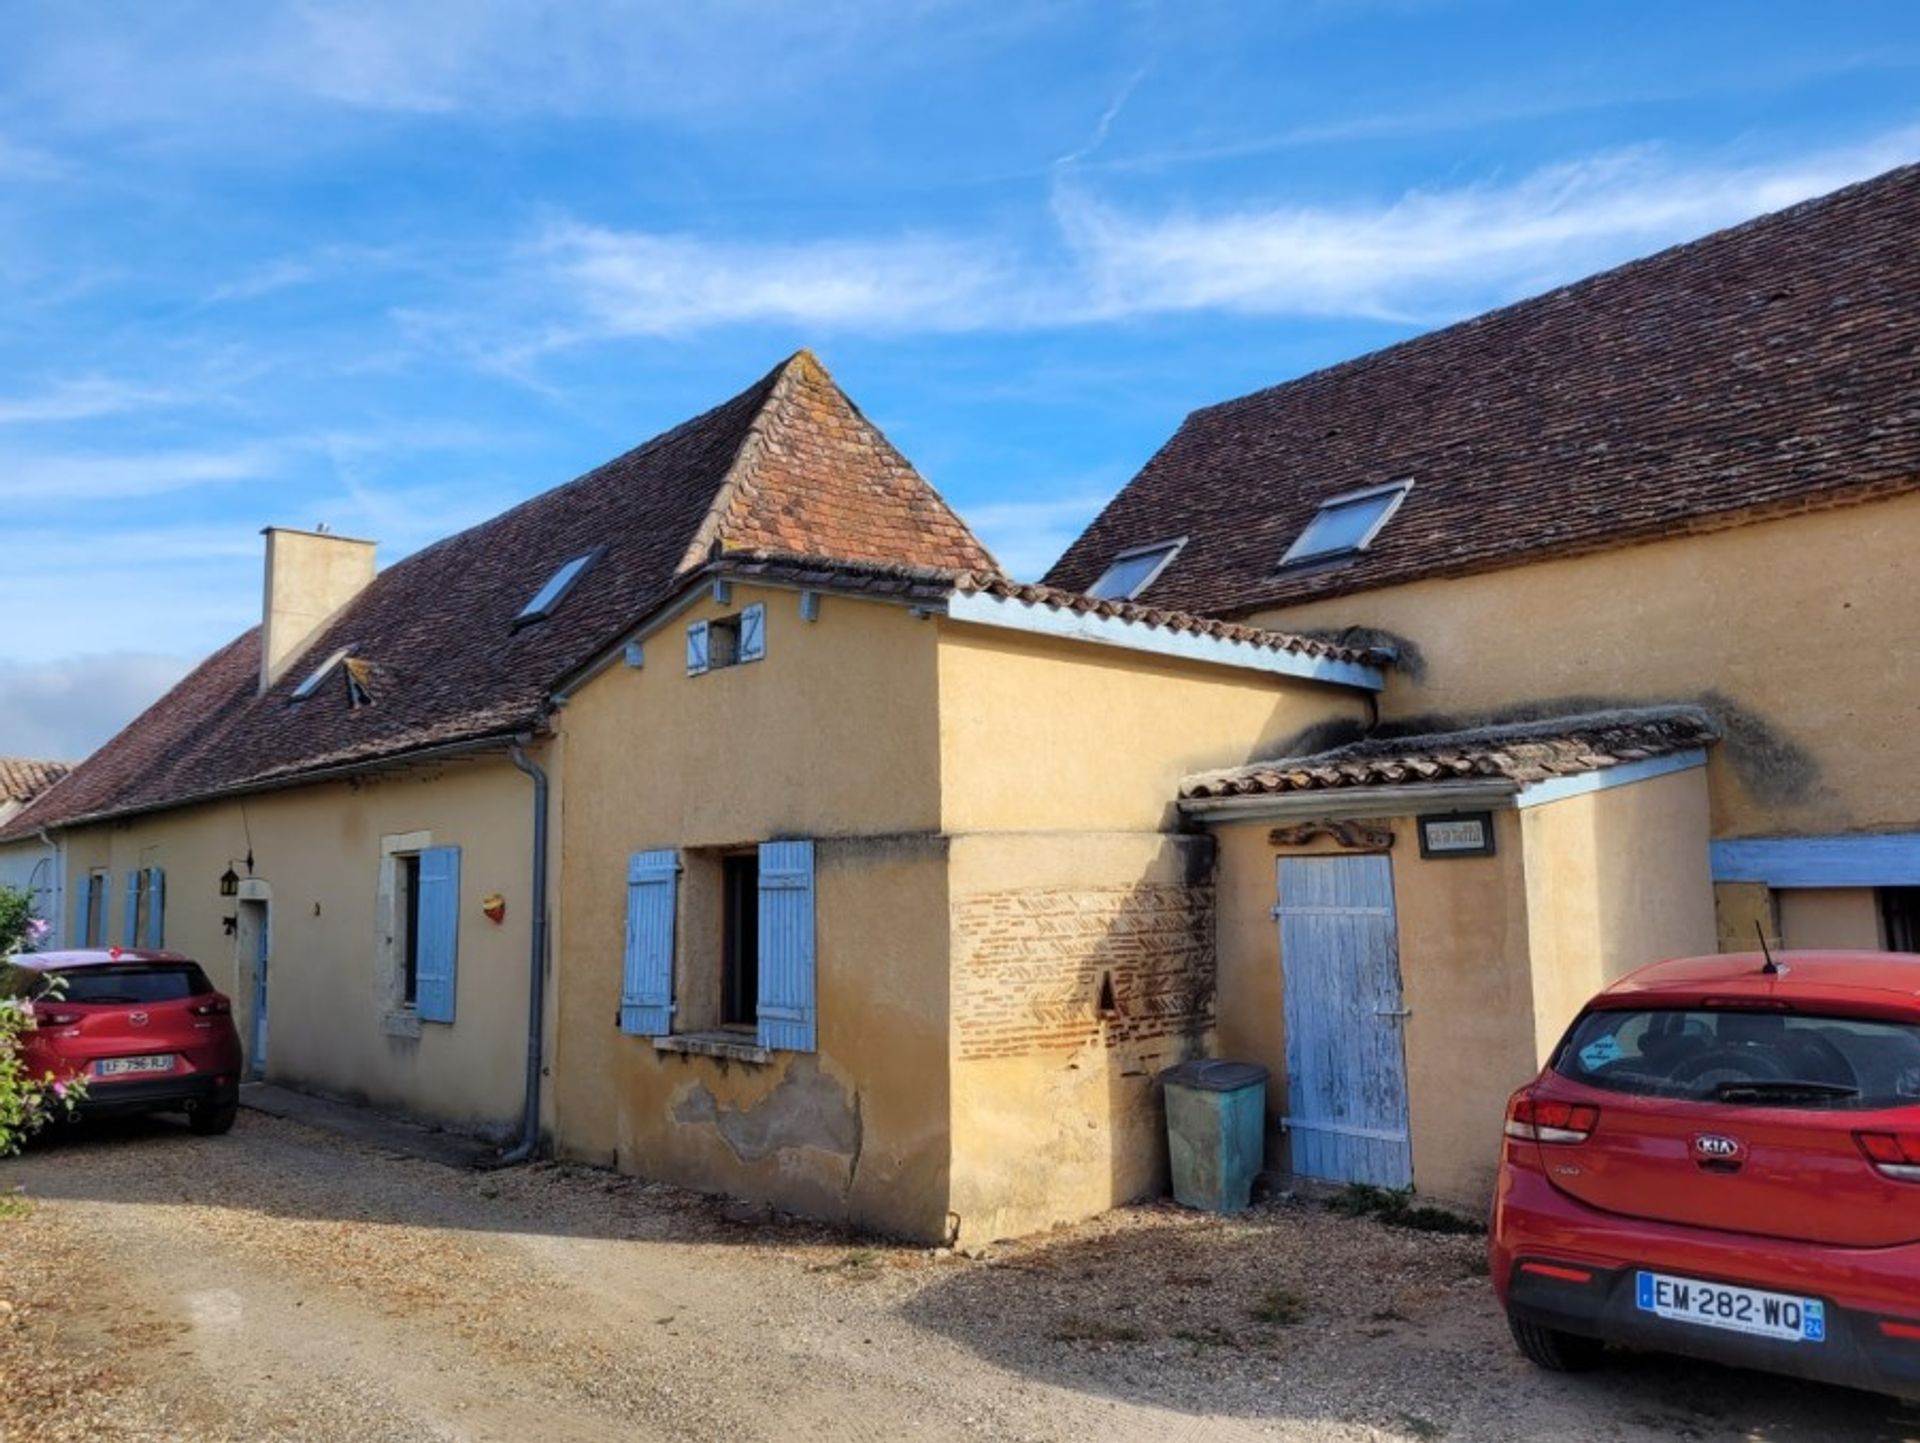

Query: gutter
493,736,551,1166
1178,778,1522,823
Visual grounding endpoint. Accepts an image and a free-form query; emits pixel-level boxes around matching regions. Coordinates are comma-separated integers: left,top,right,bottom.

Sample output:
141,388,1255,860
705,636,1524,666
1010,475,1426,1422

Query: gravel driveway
0,1109,1911,1443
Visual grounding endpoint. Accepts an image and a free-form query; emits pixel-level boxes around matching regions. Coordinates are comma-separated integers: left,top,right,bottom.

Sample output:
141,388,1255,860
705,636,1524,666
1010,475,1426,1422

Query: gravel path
0,1111,1912,1442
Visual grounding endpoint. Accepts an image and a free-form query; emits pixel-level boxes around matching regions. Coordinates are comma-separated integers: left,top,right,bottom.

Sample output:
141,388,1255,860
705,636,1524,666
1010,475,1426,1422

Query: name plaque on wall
1418,811,1496,858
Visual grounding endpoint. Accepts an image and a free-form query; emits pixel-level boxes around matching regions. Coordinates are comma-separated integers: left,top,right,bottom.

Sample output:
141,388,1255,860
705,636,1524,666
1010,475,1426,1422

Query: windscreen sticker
1579,1034,1624,1070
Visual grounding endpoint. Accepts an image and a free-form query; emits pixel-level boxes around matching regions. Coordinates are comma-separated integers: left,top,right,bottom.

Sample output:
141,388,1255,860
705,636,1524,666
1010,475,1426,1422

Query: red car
6,949,243,1136
1492,949,1920,1401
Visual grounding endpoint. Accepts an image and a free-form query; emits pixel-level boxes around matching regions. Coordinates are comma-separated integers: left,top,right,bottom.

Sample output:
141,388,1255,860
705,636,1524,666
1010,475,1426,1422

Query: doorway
1275,854,1414,1189
237,898,270,1078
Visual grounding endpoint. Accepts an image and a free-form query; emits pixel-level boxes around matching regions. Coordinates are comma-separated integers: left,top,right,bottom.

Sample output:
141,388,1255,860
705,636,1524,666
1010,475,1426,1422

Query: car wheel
1508,1313,1605,1372
189,1101,238,1137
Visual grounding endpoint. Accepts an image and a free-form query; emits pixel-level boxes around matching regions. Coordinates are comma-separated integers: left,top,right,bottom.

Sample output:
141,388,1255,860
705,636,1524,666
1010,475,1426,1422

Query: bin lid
1159,1059,1269,1092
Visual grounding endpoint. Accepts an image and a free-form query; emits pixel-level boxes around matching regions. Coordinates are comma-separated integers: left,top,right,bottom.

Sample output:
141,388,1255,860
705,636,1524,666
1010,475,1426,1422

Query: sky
2,0,1916,761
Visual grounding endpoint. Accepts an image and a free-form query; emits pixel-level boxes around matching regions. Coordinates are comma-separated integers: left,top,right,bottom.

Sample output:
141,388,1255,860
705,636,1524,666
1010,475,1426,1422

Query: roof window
515,550,600,627
289,647,351,701
1086,538,1185,601
1280,479,1412,567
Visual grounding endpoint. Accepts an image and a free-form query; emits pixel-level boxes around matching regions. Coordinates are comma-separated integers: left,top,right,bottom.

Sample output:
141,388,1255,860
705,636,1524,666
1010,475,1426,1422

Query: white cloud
0,654,196,761
0,376,184,425
959,491,1111,581
0,444,281,503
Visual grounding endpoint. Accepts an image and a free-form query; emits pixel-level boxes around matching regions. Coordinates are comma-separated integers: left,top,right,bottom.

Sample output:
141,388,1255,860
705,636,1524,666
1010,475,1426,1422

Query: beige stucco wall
934,624,1372,834
944,831,1215,1243
1248,493,1920,840
55,749,548,1134
550,584,954,1239
1779,887,1885,950
1520,766,1718,1065
1212,811,1536,1207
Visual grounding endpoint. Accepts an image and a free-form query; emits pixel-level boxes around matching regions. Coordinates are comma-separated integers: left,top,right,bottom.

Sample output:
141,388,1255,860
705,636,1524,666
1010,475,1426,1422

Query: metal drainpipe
495,738,550,1165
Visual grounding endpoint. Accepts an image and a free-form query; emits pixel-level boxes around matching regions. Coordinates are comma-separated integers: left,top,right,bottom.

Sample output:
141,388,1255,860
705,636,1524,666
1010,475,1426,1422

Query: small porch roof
1179,706,1718,820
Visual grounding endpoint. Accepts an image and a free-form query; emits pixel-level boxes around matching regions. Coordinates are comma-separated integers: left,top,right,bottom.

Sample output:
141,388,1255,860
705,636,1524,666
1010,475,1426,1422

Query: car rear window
1556,1007,1920,1110
52,963,215,1005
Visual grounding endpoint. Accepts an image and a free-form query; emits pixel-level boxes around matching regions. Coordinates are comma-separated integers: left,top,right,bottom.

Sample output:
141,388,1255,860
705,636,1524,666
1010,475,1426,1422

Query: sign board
1418,811,1496,859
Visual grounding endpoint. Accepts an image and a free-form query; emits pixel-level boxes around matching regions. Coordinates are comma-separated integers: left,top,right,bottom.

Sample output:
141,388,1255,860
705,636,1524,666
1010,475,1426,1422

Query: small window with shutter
687,603,765,676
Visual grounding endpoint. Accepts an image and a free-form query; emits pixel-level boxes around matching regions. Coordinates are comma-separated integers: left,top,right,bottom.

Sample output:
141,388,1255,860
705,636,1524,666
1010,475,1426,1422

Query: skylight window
1279,479,1413,567
290,647,351,701
515,550,599,626
1086,538,1185,601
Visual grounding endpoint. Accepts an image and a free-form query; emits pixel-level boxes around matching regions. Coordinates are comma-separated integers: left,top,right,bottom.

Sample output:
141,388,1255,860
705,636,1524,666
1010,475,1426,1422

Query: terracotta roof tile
1180,707,1718,800
1047,163,1920,617
4,353,997,837
0,758,70,805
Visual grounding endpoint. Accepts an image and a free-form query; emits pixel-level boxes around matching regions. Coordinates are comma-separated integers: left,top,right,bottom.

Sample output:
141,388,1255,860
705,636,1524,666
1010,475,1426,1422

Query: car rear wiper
1715,1080,1860,1103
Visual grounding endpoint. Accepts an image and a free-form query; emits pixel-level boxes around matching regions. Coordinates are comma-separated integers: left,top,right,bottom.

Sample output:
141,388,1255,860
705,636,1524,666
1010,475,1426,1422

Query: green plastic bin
1161,1059,1269,1213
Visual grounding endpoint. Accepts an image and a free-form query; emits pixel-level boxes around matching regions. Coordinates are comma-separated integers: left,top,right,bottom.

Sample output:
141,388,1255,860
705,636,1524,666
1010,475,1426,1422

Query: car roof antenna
1756,921,1781,976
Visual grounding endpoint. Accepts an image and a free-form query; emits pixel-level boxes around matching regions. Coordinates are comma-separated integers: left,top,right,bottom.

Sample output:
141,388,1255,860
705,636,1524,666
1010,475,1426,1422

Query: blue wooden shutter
686,620,710,675
145,868,165,948
738,603,766,663
415,845,461,1023
757,840,816,1052
621,850,679,1035
75,874,92,947
123,871,140,947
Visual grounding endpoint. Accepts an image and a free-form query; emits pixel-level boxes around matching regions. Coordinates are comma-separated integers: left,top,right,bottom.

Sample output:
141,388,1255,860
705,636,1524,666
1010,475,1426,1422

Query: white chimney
259,526,377,694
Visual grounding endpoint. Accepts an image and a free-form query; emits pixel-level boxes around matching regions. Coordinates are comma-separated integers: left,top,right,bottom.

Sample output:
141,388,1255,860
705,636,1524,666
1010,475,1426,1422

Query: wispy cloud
0,376,184,425
0,654,197,760
0,444,282,503
960,490,1112,581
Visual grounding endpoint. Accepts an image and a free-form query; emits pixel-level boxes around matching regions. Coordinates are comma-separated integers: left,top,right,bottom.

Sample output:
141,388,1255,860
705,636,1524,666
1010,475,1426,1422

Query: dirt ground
0,1111,1913,1443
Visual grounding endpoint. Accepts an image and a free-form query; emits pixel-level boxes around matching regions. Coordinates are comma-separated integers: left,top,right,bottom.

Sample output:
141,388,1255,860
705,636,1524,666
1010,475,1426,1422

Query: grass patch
1249,1287,1307,1326
807,1247,882,1275
0,1189,31,1221
1173,1323,1239,1349
1051,1316,1147,1345
1328,1184,1484,1236
1397,1412,1447,1440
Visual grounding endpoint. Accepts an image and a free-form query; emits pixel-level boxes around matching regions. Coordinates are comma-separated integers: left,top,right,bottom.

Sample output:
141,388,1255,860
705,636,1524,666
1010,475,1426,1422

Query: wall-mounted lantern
219,865,240,897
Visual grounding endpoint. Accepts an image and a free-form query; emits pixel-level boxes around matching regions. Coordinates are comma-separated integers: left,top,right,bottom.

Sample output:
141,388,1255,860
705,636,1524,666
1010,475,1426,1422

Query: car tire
1508,1314,1605,1372
189,1101,238,1137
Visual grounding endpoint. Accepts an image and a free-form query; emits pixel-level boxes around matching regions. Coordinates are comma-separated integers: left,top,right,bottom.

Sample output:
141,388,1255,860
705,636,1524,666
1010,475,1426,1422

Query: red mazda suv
6,949,243,1136
1492,950,1920,1401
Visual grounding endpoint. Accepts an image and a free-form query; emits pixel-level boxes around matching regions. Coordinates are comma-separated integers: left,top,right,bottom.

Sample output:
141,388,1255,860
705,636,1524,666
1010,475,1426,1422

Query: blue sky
2,0,1916,760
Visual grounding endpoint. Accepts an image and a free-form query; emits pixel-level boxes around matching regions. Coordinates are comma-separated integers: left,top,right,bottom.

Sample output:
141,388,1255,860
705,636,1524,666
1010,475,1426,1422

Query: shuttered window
686,620,710,675
123,871,141,948
622,850,679,1035
145,867,166,949
414,845,461,1023
756,840,816,1052
738,603,766,663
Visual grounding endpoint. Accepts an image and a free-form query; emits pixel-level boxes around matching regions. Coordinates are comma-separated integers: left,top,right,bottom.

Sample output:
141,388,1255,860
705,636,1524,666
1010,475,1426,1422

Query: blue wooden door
250,904,270,1077
1275,854,1413,1188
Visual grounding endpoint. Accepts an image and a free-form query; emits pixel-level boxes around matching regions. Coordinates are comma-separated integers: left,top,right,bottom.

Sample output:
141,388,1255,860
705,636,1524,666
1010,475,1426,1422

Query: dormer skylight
1086,537,1185,601
290,646,351,701
515,550,600,627
1279,479,1413,568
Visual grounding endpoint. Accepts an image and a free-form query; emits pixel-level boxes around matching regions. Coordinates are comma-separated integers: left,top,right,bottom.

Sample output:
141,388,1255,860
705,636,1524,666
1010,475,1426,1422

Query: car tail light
1519,1262,1595,1285
1505,1095,1599,1144
1879,1319,1920,1342
1854,1131,1920,1183
189,997,232,1017
34,1008,82,1028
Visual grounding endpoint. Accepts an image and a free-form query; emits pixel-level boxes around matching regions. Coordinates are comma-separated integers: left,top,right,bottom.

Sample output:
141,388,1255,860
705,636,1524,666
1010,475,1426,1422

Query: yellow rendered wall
944,831,1216,1242
1212,811,1536,1207
1520,767,1718,1065
55,749,547,1134
550,585,954,1239
1779,888,1885,950
934,624,1372,834
1248,493,1920,840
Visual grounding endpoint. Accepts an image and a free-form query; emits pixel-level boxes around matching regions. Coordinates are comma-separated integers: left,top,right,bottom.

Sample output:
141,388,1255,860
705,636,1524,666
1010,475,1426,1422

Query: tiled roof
676,551,1384,666
0,758,69,805
1179,707,1718,800
3,352,998,837
1047,163,1920,617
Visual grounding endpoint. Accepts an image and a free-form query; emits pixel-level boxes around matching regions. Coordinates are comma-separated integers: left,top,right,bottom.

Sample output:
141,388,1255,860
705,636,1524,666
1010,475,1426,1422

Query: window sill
380,1009,423,1039
654,1031,769,1065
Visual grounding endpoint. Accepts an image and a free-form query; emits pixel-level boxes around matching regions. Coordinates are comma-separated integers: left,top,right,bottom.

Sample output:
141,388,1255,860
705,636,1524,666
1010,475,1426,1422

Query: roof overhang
943,589,1386,692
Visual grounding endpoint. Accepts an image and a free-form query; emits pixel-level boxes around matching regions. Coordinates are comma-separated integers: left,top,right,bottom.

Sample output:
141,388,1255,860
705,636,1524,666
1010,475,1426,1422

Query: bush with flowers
2,884,82,1155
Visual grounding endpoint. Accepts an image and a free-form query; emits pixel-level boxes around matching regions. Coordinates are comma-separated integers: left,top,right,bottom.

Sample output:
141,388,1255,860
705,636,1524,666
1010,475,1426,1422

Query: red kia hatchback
6,949,244,1136
1492,950,1920,1401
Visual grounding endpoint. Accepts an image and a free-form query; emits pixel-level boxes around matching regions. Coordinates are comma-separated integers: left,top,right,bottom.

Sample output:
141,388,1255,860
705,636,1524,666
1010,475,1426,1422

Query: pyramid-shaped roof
9,352,998,834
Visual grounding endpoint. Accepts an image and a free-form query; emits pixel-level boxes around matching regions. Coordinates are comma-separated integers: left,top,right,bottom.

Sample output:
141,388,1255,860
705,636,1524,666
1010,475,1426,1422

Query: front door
240,900,269,1078
1275,854,1414,1188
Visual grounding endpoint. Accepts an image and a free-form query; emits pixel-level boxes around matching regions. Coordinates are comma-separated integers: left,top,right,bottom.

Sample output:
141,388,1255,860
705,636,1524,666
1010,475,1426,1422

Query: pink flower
52,1081,68,1099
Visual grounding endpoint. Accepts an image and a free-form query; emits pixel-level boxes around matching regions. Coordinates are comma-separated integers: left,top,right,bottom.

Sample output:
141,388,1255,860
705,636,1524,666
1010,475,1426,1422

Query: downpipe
491,738,550,1166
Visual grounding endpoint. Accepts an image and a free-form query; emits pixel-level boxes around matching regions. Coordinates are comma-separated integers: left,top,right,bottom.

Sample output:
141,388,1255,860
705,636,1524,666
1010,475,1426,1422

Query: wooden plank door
1275,854,1414,1189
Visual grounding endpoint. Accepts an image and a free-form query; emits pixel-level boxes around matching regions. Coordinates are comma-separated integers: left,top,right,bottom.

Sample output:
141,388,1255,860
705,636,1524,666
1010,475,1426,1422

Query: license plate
1636,1271,1825,1344
94,1054,175,1077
